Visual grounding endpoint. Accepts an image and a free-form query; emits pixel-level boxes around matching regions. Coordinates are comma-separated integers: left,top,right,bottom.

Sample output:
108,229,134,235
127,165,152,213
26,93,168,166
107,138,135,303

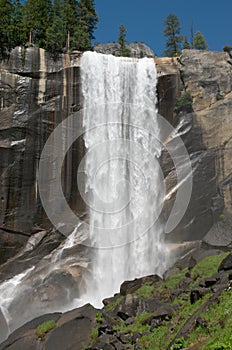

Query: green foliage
183,36,191,49
90,327,98,342
118,24,131,57
193,30,208,50
70,26,92,51
171,337,185,349
163,14,183,57
174,91,193,113
100,253,230,350
191,253,229,285
36,320,56,340
223,46,232,55
0,0,98,55
134,284,154,299
46,15,66,56
78,0,98,40
22,0,52,47
95,312,103,324
0,0,24,56
105,295,123,311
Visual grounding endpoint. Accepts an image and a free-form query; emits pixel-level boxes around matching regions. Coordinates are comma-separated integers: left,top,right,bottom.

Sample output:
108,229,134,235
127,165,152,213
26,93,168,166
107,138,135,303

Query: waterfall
0,52,170,342
80,52,169,306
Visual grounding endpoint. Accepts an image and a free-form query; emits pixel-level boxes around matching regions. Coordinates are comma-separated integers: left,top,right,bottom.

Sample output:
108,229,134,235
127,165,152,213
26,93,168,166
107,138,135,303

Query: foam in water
81,52,169,306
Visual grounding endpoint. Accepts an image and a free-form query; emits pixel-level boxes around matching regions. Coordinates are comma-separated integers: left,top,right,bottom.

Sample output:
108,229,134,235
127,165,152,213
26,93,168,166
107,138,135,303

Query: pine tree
22,0,52,47
0,0,14,54
11,0,25,47
78,0,98,41
46,0,66,55
163,14,183,57
63,0,75,51
70,26,92,51
118,24,131,57
193,31,208,50
183,36,191,49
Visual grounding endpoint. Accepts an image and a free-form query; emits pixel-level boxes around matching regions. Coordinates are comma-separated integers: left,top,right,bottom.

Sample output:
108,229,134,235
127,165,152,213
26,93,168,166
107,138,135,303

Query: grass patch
190,253,229,287
165,268,188,290
104,295,123,311
185,289,232,349
90,327,99,343
134,284,154,299
36,320,56,340
95,312,103,324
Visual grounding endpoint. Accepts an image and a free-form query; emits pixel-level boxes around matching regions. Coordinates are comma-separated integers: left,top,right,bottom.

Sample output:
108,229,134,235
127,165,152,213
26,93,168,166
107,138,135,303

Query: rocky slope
1,250,232,350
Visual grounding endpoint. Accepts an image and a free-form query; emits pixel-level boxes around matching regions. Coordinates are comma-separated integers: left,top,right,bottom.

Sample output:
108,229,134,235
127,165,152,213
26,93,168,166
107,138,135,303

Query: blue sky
94,0,232,56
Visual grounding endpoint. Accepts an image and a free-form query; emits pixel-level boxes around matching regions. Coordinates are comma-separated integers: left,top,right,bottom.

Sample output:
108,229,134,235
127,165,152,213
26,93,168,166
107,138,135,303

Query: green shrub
95,312,103,324
171,337,185,349
90,327,99,342
209,342,231,350
174,91,193,113
36,320,56,340
134,284,154,299
223,46,232,53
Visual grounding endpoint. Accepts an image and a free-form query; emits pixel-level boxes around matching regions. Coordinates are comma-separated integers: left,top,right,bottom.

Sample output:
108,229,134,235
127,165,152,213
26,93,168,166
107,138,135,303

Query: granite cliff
1,46,232,348
1,47,232,261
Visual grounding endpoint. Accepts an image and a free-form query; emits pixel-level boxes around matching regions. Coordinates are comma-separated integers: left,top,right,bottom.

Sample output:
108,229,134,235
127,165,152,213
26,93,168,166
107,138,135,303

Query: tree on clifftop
163,14,183,57
117,24,131,57
78,0,98,41
22,0,52,47
193,31,208,50
183,36,191,49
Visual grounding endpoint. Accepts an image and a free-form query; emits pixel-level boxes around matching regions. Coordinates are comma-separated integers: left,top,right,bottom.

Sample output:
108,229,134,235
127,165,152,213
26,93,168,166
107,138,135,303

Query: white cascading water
0,52,170,342
80,52,169,306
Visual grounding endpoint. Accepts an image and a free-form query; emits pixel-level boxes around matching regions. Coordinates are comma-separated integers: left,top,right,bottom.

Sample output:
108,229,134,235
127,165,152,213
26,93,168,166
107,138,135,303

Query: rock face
94,42,155,58
1,47,232,257
0,47,85,238
158,50,232,243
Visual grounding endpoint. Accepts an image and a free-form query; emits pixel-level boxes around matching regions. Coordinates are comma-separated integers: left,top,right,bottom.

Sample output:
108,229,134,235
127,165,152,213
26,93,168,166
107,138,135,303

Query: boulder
0,309,9,344
218,253,232,271
120,275,161,296
93,42,154,58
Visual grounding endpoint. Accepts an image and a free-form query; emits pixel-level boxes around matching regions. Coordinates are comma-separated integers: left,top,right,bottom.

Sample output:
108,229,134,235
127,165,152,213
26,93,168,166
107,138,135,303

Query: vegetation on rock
163,14,208,56
0,0,98,57
174,91,193,113
83,252,232,349
163,14,183,57
118,24,131,57
193,30,208,50
36,319,56,340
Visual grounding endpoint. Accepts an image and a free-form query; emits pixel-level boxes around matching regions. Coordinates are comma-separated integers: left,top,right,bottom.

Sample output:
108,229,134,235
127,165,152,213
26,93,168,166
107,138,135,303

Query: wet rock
103,293,120,306
178,277,193,290
0,47,84,234
120,275,160,296
199,277,217,288
93,42,154,58
0,309,9,344
196,317,208,328
124,317,135,326
89,343,115,350
218,253,232,271
190,288,209,304
163,267,181,280
169,289,183,302
116,294,140,320
0,313,61,350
